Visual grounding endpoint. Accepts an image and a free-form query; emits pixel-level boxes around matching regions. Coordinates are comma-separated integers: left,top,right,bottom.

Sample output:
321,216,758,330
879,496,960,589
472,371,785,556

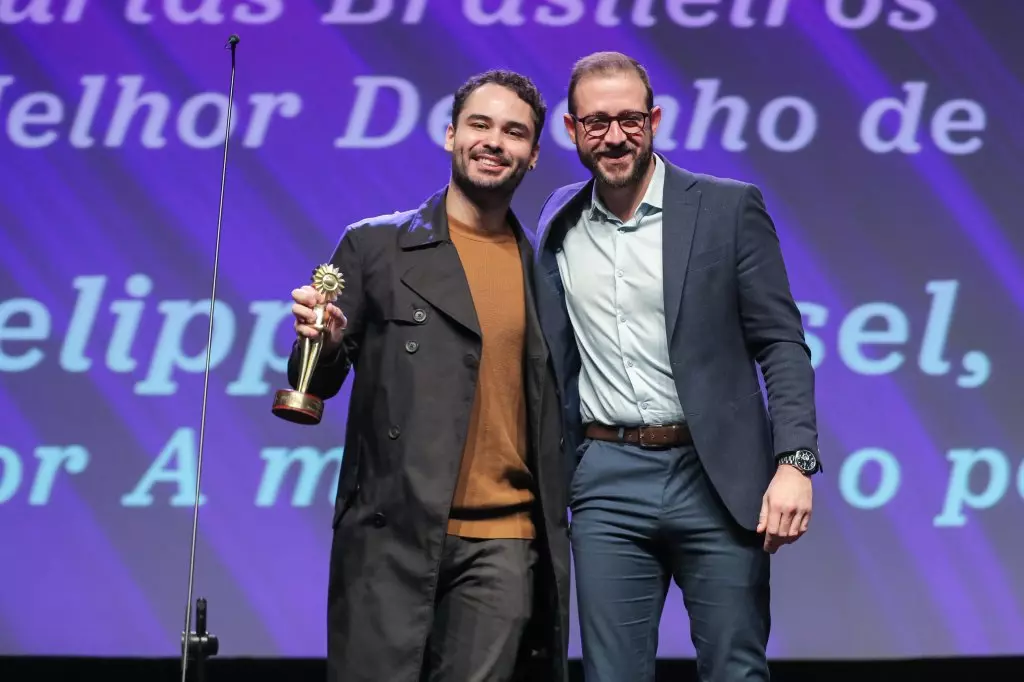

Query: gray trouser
570,439,771,682
422,535,537,682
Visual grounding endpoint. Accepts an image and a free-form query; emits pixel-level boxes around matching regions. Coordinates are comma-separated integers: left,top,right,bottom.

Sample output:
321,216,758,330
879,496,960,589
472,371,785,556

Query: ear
444,123,455,153
562,113,577,146
529,142,540,170
649,105,663,138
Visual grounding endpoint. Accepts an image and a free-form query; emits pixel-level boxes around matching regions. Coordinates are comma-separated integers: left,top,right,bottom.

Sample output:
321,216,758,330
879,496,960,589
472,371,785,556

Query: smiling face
565,70,661,189
445,83,539,202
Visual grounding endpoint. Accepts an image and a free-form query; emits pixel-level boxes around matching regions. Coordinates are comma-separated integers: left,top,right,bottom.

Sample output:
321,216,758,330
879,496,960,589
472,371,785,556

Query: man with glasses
532,51,820,681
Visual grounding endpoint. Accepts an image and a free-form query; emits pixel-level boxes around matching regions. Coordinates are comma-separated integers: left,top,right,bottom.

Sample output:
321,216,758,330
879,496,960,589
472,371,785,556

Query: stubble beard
579,141,654,189
451,153,528,209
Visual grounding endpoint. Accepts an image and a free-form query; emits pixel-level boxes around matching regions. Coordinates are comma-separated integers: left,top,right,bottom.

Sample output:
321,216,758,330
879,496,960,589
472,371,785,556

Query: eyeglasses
571,111,650,138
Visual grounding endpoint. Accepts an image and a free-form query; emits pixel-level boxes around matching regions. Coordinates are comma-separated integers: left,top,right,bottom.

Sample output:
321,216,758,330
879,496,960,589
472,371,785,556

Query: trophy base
272,389,324,425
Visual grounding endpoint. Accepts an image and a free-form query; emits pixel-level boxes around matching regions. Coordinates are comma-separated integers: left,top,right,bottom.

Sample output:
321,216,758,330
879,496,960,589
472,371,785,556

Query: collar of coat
398,185,535,251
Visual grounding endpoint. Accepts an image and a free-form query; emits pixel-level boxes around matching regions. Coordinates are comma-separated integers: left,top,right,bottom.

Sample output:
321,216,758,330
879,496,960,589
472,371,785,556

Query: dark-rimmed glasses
570,111,650,138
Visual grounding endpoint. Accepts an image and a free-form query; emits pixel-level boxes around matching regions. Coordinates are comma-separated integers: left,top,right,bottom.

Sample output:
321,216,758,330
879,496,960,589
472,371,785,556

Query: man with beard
532,52,820,681
285,70,570,682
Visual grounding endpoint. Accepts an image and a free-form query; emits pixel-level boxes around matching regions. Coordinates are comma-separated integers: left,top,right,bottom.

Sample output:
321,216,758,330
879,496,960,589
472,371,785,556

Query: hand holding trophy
272,263,345,425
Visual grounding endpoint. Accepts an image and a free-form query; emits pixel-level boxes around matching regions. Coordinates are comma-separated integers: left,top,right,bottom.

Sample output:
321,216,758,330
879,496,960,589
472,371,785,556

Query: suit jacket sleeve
286,224,366,401
735,184,819,460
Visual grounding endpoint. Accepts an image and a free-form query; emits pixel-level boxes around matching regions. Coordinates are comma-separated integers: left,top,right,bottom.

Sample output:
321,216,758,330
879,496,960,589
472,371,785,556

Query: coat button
404,340,418,353
464,353,478,368
372,512,387,528
388,426,400,439
413,309,427,323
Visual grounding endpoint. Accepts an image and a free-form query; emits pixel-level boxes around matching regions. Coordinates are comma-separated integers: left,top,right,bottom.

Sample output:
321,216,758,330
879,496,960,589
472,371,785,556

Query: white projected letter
60,275,106,372
121,427,207,507
105,75,170,148
177,93,237,148
226,300,292,396
825,0,881,28
930,99,986,155
535,0,584,26
859,81,927,154
0,446,23,504
135,300,236,395
163,0,225,24
335,76,419,149
934,448,1010,527
757,95,817,151
31,445,89,505
666,0,719,27
244,92,302,148
686,79,748,151
107,274,152,374
838,302,908,375
464,0,525,26
0,298,50,372
839,447,900,509
0,0,86,23
918,280,991,388
322,0,426,24
69,75,106,148
7,91,63,148
889,0,936,31
234,0,284,23
256,446,343,507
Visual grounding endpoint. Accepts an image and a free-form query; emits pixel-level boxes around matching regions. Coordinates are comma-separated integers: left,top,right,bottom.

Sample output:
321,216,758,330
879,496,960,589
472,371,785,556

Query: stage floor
2,656,1022,681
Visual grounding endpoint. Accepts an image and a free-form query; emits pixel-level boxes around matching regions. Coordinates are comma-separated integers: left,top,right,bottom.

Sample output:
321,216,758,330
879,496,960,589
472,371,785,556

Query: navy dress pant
570,439,771,682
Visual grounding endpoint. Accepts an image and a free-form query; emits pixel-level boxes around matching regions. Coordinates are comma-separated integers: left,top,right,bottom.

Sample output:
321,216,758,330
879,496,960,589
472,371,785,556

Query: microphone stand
179,32,240,682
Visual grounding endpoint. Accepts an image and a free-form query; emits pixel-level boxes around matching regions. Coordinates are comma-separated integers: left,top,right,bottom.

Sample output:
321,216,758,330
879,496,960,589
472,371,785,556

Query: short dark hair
567,51,655,116
451,69,547,145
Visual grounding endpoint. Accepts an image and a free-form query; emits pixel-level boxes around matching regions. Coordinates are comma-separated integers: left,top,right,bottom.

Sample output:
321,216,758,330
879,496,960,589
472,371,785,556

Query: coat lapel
534,182,590,399
661,163,700,345
398,188,481,337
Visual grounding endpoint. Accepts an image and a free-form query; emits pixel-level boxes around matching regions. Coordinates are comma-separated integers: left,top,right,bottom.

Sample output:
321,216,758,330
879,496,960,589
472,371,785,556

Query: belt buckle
637,425,662,448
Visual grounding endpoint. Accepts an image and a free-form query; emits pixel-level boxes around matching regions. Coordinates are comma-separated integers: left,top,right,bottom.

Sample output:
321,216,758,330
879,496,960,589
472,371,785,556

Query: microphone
178,33,239,682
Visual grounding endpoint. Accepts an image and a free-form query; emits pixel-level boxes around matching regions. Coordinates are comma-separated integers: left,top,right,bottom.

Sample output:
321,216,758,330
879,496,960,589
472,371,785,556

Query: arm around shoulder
735,183,819,458
286,224,366,401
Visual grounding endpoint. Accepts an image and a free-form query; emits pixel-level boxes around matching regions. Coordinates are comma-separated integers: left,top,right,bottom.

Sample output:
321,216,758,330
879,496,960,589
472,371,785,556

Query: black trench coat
287,187,571,682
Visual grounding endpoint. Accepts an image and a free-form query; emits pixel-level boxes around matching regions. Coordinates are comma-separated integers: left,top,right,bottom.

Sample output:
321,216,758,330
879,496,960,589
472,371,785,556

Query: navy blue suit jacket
532,157,819,531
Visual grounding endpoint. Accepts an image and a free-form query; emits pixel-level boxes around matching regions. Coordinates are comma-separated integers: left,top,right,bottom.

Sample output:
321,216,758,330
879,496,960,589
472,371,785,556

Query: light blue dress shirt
555,156,686,427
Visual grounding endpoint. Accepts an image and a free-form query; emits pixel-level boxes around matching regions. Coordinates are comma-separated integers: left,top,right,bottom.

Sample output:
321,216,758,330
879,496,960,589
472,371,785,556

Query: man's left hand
756,465,813,553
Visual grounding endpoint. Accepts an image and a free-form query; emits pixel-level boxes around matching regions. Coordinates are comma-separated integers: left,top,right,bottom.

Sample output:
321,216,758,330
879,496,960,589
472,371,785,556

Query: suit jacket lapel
662,163,700,345
534,182,590,399
398,188,481,337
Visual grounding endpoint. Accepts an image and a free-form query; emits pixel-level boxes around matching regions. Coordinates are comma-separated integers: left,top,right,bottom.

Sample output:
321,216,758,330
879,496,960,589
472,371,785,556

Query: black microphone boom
179,33,239,682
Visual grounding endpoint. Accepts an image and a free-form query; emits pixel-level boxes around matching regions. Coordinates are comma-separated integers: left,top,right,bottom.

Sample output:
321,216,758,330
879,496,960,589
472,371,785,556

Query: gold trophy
272,263,345,425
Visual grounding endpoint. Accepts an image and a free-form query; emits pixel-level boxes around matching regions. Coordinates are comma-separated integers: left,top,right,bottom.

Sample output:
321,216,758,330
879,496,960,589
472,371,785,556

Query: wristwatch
776,449,820,475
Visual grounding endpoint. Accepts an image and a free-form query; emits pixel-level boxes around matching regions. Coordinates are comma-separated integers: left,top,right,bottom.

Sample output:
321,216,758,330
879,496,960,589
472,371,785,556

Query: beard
578,139,654,189
451,149,529,208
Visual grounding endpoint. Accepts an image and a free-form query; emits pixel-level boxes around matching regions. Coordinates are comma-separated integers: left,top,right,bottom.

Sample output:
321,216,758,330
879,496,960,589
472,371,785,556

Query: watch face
794,450,817,471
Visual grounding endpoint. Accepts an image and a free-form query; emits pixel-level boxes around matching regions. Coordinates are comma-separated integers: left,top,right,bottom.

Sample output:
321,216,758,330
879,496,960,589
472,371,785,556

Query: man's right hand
291,285,347,353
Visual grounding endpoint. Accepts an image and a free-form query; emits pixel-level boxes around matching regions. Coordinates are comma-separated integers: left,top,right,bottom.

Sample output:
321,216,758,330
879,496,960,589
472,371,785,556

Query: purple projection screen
1,0,1022,661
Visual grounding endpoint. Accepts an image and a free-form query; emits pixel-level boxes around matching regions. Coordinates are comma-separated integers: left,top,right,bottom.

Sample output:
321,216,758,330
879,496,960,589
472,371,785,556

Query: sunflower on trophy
272,263,345,425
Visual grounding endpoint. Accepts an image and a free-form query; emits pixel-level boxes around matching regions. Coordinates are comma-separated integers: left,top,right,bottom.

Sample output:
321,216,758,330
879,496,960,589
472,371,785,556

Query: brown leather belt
584,422,693,449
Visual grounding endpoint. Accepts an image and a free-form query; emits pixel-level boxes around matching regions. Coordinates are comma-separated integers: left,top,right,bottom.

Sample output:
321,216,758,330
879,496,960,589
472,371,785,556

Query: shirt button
618,315,626,323
640,402,649,410
616,269,623,277
626,360,634,367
